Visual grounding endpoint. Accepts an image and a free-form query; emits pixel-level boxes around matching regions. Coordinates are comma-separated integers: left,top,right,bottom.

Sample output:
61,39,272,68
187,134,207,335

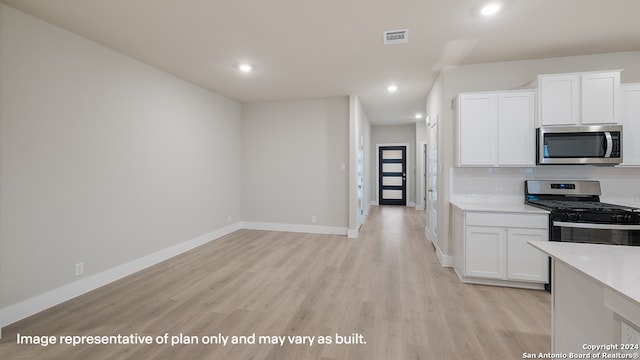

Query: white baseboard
425,227,452,267
241,221,347,236
0,223,241,337
364,202,373,217
348,202,374,239
437,250,453,267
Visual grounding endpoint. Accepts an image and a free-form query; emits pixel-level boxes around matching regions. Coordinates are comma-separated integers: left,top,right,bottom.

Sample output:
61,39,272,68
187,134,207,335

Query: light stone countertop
529,241,640,306
450,201,550,214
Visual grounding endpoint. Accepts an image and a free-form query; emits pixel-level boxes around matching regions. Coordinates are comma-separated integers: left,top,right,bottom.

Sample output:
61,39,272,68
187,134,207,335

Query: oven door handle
553,221,640,230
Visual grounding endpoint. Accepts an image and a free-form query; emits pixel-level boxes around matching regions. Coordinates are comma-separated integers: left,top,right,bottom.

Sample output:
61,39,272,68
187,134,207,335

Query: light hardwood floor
0,206,551,359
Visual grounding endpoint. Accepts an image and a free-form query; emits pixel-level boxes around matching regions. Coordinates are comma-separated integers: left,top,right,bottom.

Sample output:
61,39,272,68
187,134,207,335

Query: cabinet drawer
466,212,547,228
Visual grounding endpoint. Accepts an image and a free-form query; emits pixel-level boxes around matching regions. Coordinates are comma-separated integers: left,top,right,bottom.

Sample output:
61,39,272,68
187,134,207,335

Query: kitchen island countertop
529,241,640,353
529,240,640,306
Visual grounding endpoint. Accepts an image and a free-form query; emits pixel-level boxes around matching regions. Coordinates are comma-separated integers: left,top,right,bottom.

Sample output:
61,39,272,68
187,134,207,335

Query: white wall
0,3,242,313
371,125,417,205
428,51,640,261
242,98,349,232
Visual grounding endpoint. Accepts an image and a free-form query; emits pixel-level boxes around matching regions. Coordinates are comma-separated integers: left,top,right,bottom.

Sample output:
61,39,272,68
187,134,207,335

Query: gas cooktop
524,180,640,225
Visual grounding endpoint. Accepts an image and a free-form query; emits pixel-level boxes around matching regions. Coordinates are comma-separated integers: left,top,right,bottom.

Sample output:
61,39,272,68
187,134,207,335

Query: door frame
375,143,410,206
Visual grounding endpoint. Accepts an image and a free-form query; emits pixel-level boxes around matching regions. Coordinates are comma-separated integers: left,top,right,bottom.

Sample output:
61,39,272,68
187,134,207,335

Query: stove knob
624,214,633,223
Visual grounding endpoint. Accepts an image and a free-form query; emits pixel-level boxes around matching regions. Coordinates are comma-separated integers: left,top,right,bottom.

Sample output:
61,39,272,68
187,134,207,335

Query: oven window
552,226,640,246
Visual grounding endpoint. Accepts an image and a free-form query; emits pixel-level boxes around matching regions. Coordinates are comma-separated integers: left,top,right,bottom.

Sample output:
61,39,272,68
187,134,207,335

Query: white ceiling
2,0,640,125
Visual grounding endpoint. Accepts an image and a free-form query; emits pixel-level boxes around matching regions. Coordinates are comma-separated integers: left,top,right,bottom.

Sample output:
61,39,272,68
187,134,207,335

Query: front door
379,146,406,206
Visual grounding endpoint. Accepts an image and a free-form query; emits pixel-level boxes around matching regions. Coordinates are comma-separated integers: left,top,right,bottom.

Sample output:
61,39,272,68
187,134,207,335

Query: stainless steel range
525,180,640,246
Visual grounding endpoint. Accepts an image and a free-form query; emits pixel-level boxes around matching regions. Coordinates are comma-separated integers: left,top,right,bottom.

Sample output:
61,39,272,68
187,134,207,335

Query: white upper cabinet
620,83,640,166
581,71,621,124
456,92,498,166
456,90,535,167
535,70,621,126
498,91,535,166
538,74,580,126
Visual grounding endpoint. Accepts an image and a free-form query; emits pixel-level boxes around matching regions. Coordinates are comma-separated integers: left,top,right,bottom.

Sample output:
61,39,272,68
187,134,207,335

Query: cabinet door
539,74,580,126
507,228,548,282
581,71,620,124
498,91,535,166
457,93,498,166
621,84,640,166
465,226,506,279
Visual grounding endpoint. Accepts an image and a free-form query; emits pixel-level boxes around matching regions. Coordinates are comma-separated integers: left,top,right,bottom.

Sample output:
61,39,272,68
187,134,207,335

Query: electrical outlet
621,321,640,355
634,194,640,202
311,216,317,223
75,262,84,277
227,215,232,223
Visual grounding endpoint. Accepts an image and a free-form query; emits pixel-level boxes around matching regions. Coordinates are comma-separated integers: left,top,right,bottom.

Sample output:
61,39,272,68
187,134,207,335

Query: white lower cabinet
465,226,506,279
453,206,549,289
506,228,548,282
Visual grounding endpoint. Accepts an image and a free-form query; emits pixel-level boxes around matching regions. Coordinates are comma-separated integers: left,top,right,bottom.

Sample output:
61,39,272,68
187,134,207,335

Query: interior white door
426,117,438,242
420,141,427,211
357,146,364,226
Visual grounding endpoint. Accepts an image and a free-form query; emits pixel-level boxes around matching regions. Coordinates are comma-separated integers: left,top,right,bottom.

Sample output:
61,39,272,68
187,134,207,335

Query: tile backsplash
451,166,640,207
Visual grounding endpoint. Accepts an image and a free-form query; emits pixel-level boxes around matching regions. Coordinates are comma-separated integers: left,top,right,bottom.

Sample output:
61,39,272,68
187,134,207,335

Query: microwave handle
604,131,613,158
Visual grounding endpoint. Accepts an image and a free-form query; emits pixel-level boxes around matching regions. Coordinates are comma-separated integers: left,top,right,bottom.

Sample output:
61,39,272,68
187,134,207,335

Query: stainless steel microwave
536,125,622,165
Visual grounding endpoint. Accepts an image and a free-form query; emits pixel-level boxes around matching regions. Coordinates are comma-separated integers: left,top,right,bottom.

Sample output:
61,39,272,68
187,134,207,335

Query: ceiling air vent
384,29,409,45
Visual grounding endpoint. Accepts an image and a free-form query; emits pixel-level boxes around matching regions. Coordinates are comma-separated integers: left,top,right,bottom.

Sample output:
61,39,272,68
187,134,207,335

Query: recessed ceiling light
415,113,424,119
480,2,502,16
238,63,252,73
387,85,398,93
